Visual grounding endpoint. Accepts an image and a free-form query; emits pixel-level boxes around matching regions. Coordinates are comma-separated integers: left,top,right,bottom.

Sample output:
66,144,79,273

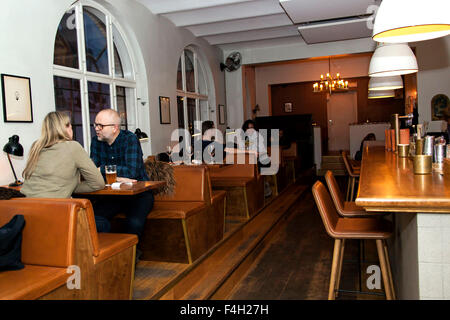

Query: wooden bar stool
341,151,360,202
312,181,395,300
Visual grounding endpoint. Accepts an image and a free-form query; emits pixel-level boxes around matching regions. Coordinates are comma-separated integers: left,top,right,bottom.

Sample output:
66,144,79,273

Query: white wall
414,36,450,123
223,38,377,128
223,35,450,134
255,54,372,116
0,0,225,186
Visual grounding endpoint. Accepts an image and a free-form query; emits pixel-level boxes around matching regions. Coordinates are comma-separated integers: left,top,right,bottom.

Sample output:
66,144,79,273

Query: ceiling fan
220,52,241,72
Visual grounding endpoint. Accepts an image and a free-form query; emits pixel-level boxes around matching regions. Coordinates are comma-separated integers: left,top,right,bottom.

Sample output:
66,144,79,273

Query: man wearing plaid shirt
89,109,153,248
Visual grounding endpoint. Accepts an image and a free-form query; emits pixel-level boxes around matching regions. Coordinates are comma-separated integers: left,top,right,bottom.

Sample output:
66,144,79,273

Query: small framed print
159,96,171,124
1,74,33,123
284,102,292,113
218,104,226,125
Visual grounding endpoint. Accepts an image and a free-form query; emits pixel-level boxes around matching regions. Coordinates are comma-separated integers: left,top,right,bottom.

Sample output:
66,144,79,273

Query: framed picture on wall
218,104,226,125
284,102,292,113
159,96,171,124
431,94,449,120
1,74,33,123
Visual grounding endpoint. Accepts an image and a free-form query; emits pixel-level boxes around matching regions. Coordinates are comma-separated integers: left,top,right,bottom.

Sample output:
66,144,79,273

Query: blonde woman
21,111,105,198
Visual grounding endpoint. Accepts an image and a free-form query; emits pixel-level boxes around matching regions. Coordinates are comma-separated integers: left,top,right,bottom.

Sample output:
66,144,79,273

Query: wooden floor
132,174,386,300
229,177,385,300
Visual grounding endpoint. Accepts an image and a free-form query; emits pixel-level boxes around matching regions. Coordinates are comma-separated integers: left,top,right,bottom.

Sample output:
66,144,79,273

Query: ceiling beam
137,0,255,15
162,0,284,27
203,25,300,45
186,13,292,37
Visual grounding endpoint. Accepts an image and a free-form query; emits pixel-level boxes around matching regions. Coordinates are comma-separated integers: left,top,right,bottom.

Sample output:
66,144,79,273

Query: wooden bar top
76,181,165,196
355,143,450,213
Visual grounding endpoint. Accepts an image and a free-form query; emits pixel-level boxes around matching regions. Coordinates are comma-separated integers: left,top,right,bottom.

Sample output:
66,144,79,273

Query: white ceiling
138,0,381,48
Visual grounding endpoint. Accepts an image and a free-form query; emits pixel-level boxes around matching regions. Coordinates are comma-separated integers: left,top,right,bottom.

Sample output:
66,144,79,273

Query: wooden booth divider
209,153,264,220
113,165,226,264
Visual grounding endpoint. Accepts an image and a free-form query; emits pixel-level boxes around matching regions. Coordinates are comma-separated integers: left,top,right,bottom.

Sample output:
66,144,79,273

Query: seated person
240,119,271,168
354,133,376,161
88,109,154,245
21,111,105,198
194,120,227,163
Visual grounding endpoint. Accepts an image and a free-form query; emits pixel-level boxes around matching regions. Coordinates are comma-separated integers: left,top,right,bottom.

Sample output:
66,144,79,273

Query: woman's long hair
23,111,72,179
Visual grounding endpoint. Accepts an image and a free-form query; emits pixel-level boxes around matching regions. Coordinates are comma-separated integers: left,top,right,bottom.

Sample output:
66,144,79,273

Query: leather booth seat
0,198,137,300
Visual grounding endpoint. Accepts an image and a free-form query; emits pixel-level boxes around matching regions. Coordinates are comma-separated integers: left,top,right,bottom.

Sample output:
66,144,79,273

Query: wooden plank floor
133,174,386,300
132,181,306,300
132,215,248,300
228,178,386,300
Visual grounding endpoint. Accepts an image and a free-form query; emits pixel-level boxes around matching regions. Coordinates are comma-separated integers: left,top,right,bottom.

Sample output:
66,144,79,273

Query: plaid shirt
90,130,149,181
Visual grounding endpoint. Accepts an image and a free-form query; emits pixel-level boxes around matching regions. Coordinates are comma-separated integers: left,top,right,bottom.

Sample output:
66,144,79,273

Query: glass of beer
105,165,117,186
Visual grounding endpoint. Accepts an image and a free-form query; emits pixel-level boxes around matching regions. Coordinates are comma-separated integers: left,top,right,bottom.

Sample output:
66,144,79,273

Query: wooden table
356,145,450,213
76,181,165,196
355,142,450,300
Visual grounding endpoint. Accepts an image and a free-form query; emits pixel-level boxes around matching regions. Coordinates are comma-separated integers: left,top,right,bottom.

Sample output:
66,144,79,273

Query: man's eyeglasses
93,123,115,130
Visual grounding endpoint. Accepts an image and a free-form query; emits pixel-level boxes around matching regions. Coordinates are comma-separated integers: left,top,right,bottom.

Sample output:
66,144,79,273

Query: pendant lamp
368,90,395,99
373,0,450,43
368,43,418,77
368,75,403,91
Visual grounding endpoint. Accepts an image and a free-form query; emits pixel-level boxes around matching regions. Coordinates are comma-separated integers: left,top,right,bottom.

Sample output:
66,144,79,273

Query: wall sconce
3,135,24,187
134,128,149,142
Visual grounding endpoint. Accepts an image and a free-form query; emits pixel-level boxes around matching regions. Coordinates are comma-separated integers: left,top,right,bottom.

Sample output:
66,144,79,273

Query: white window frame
177,48,210,134
53,0,138,151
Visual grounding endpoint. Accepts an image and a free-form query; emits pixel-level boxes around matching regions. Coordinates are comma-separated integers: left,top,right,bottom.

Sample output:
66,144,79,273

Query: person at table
195,120,227,163
240,119,271,167
21,111,105,198
89,108,154,241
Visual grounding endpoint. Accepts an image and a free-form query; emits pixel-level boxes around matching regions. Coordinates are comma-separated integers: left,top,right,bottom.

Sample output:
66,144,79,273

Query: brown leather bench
130,165,226,264
0,198,137,300
209,153,264,219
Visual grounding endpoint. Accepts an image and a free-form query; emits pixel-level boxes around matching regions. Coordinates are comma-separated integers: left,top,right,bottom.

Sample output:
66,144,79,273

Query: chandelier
313,58,348,94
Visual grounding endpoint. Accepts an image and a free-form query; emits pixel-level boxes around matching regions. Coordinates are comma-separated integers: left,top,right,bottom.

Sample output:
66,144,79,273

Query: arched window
176,48,211,136
53,2,137,149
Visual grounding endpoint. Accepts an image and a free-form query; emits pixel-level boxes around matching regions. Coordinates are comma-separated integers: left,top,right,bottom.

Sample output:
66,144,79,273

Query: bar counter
356,144,450,213
355,142,450,300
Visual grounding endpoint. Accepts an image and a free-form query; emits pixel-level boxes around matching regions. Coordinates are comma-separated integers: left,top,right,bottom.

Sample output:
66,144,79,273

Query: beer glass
105,165,117,185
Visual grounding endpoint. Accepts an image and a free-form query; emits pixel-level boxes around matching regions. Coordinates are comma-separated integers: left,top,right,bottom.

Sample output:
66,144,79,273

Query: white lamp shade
373,0,450,43
368,75,403,91
368,90,396,99
368,43,418,77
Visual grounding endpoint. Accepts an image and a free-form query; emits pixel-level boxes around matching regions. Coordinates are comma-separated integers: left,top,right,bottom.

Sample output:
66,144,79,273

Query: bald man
89,109,153,252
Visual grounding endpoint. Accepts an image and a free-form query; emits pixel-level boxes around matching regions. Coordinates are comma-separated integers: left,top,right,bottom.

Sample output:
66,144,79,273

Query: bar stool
312,181,395,300
325,169,388,292
341,151,360,202
325,170,380,218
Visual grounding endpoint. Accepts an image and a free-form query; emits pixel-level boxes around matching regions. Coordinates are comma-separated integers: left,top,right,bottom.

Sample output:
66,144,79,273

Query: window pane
200,99,209,121
116,86,136,132
112,25,132,79
83,7,109,75
54,9,78,69
185,50,195,93
187,98,196,136
177,96,185,129
54,76,83,145
197,59,208,95
177,58,183,90
114,46,124,78
116,86,127,130
88,81,110,138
